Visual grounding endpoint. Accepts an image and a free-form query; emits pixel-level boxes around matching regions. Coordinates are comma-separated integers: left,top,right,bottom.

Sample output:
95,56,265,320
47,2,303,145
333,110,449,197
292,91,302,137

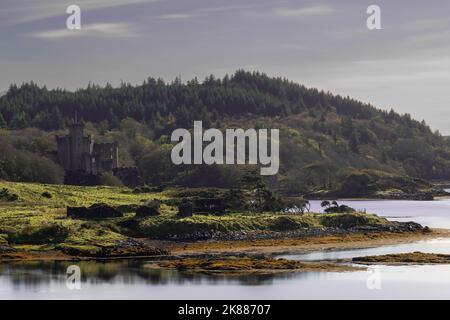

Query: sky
1,0,450,133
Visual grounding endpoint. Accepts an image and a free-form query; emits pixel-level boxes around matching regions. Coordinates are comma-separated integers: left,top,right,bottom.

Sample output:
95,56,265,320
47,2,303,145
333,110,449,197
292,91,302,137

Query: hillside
0,70,449,195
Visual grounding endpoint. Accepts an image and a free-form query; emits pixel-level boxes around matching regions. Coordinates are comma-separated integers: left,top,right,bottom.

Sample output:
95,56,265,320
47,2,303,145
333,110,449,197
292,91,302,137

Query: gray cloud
1,0,161,25
27,23,140,40
274,4,335,17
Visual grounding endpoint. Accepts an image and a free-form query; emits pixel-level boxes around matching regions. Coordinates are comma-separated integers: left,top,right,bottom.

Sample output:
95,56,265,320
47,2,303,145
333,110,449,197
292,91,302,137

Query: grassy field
0,180,388,256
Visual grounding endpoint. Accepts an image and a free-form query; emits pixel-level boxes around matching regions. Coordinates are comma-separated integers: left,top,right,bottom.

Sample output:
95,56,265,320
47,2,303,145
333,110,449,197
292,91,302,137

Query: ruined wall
92,142,119,172
57,122,121,179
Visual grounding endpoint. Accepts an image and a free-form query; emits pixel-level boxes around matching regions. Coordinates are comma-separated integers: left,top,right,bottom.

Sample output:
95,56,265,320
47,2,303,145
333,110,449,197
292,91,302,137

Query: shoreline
2,229,449,263
164,228,450,256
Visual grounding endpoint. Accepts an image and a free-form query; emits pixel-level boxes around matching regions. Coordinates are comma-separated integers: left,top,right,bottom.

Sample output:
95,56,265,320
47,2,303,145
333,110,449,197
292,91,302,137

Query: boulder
177,201,193,218
67,203,123,219
135,205,160,218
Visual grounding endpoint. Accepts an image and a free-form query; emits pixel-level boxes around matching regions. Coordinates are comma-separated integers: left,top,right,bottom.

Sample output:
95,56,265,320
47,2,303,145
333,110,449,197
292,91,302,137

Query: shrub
41,191,52,198
9,223,70,244
320,213,384,229
100,173,124,187
0,188,19,202
324,204,355,213
269,216,307,231
0,234,8,245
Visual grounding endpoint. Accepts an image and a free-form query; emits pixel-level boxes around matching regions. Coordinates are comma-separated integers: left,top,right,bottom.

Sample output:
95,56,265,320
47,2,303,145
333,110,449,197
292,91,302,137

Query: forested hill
0,70,449,193
0,70,429,132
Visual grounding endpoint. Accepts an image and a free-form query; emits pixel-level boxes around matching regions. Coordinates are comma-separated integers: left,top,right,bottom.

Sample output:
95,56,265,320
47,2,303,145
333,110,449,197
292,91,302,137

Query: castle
56,121,119,175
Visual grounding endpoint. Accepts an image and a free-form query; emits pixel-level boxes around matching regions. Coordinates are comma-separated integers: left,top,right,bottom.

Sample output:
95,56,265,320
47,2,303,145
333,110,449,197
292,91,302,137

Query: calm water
1,256,450,300
308,198,450,229
1,199,450,300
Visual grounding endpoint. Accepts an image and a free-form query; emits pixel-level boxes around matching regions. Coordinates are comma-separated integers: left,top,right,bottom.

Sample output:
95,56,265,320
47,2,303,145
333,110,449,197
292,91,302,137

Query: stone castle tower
56,120,118,175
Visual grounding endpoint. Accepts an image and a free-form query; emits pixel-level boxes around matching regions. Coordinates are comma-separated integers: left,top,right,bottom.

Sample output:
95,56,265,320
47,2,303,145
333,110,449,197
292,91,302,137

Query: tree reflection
0,259,302,289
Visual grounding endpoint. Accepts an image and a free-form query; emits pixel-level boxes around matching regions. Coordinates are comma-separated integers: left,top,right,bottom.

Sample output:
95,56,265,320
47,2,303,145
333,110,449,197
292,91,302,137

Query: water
308,198,450,229
280,238,450,261
1,258,450,299
1,199,450,300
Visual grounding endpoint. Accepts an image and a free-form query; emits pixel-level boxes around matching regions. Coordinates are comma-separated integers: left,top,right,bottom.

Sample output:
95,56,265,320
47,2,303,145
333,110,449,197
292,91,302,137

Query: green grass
0,180,389,248
0,180,167,249
135,212,387,238
136,213,321,238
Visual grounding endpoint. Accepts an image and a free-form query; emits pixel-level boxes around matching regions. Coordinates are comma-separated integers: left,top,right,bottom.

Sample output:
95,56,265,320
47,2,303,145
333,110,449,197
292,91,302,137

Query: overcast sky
1,0,450,133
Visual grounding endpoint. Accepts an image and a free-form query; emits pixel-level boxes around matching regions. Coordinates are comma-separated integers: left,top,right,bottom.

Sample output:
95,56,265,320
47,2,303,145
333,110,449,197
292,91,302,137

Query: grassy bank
0,180,405,259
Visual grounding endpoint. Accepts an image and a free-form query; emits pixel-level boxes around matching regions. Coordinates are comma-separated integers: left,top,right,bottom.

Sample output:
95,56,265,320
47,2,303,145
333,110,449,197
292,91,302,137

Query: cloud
157,13,195,20
27,23,139,40
406,30,450,45
274,5,335,17
400,17,450,31
3,0,161,25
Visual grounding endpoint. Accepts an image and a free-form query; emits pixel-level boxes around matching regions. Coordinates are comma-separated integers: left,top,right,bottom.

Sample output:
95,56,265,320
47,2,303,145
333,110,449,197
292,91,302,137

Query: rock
0,245,16,254
177,201,193,218
67,203,123,219
150,220,426,241
56,238,169,257
135,205,160,218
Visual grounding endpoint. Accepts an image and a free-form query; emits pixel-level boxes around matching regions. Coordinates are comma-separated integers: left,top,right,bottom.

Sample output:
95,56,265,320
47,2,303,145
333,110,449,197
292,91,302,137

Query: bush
269,216,307,231
100,172,124,187
0,234,8,245
0,188,19,202
9,223,70,244
41,191,52,198
320,214,383,229
324,205,355,213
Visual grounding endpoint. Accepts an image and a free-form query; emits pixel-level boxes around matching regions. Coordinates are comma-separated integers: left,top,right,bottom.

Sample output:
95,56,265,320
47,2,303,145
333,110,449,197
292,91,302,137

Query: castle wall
56,136,71,170
57,122,119,175
92,142,119,172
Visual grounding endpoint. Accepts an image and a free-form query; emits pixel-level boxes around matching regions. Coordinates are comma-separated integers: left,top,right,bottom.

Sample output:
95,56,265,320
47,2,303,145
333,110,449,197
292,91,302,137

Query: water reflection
0,259,303,290
2,261,450,299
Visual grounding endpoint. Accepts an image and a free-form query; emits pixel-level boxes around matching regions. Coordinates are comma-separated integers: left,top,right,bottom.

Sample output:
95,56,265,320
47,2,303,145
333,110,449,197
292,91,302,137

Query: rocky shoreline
153,256,363,275
0,221,437,262
352,252,450,265
155,221,426,242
